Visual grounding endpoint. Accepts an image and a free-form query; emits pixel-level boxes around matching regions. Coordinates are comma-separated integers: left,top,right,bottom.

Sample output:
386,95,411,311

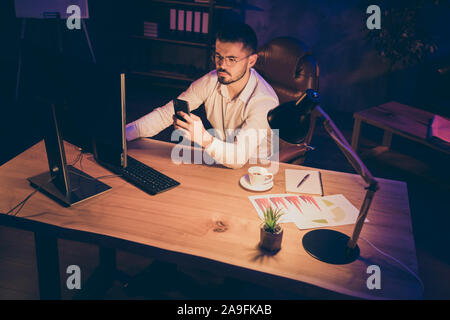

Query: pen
297,174,310,188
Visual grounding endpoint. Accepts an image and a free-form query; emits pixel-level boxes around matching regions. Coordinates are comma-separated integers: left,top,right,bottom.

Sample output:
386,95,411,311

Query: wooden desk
0,139,422,299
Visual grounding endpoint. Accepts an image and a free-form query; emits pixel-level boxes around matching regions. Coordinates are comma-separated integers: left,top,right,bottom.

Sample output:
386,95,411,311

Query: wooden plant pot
259,226,283,252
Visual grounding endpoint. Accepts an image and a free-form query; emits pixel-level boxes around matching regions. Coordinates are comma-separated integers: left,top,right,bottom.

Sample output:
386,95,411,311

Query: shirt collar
218,68,257,104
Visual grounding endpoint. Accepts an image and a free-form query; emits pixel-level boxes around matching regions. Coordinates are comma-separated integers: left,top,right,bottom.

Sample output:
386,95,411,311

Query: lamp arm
315,106,377,186
314,106,379,250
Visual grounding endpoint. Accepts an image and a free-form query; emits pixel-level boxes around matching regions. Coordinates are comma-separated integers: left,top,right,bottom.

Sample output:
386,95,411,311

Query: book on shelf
143,21,159,38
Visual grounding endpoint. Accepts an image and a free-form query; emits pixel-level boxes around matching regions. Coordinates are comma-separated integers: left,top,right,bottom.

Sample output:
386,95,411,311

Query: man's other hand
173,112,213,148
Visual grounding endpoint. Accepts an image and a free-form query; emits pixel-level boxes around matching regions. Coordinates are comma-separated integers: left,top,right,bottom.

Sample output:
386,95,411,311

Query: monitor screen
50,58,127,169
92,72,127,168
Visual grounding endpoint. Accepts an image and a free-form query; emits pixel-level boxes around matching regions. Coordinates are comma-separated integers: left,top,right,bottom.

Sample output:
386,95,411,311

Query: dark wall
2,1,449,113
1,1,449,139
246,0,450,116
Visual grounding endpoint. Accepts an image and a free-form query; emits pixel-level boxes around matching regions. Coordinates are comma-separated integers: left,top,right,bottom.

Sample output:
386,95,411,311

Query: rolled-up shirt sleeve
204,97,278,169
125,72,213,140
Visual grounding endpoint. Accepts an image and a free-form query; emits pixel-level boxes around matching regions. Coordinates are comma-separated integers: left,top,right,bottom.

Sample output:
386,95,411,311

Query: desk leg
351,118,362,152
73,246,129,299
72,247,116,299
382,131,392,149
98,247,130,291
34,233,61,300
99,246,116,276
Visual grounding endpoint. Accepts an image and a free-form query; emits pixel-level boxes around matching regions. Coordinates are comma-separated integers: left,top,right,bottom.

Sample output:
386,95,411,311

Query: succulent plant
262,206,285,234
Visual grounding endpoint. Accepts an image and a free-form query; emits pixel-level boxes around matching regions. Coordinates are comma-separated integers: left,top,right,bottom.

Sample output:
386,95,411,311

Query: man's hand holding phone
173,99,213,148
173,99,190,122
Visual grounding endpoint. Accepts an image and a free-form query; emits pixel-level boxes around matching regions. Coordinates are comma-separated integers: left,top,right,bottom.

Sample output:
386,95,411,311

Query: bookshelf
131,35,211,48
152,0,236,10
132,70,196,82
128,0,247,86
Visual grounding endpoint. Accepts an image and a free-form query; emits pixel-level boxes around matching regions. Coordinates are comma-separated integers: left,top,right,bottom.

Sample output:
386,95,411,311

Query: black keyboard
121,156,180,195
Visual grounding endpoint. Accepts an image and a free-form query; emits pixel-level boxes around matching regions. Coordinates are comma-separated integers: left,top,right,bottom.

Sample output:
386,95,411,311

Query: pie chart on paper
323,199,346,222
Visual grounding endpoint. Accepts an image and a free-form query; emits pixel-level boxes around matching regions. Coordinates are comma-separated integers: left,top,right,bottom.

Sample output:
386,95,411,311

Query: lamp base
302,229,360,264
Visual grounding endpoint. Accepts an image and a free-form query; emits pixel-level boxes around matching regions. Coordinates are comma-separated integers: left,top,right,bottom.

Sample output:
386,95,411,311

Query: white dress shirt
126,68,279,169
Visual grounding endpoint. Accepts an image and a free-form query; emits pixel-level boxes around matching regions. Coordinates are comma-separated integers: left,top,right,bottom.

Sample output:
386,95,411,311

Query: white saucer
239,174,273,192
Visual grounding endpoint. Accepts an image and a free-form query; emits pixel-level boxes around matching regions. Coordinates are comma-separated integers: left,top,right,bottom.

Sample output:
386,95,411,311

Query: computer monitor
56,61,127,169
27,59,127,207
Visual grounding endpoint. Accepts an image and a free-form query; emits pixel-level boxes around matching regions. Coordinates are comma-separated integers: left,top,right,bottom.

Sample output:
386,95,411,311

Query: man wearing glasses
126,23,279,169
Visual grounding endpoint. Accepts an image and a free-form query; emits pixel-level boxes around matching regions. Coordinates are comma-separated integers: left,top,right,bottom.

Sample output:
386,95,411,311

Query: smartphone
173,99,190,122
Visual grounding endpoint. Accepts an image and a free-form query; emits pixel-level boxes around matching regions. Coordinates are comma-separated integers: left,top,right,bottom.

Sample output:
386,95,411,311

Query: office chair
255,37,320,164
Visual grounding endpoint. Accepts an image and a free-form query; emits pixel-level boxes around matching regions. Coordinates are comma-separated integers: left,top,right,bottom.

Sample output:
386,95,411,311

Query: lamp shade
267,89,320,144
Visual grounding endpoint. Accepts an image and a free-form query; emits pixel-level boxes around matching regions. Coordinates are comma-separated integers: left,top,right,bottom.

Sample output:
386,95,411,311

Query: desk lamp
267,89,379,264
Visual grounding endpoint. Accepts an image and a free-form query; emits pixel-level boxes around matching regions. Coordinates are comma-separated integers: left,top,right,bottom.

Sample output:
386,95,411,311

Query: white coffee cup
248,166,274,186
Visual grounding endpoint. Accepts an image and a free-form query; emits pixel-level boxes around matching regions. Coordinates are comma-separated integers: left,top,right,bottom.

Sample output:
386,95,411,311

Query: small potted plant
260,206,285,252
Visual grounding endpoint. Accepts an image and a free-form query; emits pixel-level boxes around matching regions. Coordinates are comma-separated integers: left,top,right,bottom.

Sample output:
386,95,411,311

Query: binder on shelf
186,10,193,36
202,12,209,34
169,8,177,37
177,10,185,32
202,12,209,41
194,11,201,34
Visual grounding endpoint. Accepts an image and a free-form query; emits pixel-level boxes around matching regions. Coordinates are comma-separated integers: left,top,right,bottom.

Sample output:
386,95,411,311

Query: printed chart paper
249,194,362,230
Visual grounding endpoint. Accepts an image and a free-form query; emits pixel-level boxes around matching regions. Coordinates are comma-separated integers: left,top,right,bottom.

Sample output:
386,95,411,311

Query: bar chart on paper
249,194,362,230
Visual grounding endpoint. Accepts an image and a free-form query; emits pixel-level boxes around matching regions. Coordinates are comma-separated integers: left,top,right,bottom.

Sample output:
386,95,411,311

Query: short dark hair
215,23,258,54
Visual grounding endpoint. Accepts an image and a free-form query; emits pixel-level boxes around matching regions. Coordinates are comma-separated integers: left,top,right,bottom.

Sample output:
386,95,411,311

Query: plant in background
363,0,443,69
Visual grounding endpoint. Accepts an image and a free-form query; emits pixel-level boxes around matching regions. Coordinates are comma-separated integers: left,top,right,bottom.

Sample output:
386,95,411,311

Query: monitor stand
28,101,111,207
28,165,111,207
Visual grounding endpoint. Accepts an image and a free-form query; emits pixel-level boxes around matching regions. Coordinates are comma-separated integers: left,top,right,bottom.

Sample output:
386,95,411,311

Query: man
126,23,279,169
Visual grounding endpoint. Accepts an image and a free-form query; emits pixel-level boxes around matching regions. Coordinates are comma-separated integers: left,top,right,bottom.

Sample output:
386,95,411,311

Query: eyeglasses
212,52,253,66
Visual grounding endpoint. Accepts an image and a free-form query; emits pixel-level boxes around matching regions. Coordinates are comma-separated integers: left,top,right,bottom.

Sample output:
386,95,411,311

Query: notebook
285,169,324,196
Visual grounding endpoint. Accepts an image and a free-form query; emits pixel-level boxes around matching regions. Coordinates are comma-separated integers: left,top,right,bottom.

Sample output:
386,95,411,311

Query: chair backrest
254,37,320,164
254,37,319,104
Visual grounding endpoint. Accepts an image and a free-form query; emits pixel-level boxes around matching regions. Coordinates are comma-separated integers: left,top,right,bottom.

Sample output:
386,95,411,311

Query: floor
1,75,449,300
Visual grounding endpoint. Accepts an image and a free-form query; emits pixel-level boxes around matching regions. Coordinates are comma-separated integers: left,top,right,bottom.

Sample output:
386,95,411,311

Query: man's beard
217,67,247,85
